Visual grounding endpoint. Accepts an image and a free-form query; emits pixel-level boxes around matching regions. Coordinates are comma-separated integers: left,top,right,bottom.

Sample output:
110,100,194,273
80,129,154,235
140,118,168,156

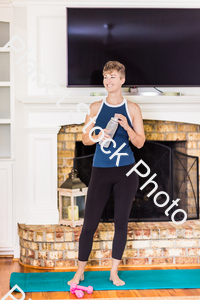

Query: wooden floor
1,258,200,299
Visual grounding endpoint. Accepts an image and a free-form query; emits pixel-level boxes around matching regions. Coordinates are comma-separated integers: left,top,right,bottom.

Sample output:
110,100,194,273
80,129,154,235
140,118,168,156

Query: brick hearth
18,220,200,268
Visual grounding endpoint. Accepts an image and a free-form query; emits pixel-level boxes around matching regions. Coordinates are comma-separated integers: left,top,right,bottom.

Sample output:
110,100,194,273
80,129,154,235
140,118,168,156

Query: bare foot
109,273,125,286
67,273,84,286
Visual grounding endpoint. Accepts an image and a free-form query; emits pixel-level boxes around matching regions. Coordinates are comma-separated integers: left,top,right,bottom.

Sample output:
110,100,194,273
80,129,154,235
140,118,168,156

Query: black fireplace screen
74,141,199,222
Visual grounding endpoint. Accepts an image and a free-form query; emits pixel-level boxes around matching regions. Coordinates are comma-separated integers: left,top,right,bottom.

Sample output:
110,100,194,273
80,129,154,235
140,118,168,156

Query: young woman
68,61,145,286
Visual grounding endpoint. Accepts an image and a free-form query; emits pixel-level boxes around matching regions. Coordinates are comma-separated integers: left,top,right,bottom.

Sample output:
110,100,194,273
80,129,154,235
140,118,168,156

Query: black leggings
78,162,139,261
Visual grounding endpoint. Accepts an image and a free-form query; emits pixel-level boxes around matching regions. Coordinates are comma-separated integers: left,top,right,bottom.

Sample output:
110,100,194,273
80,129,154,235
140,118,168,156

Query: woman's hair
103,61,125,79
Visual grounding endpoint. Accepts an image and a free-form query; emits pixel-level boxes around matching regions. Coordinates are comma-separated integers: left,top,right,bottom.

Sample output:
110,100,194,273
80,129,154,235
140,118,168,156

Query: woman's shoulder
126,99,142,122
90,99,104,115
126,99,141,112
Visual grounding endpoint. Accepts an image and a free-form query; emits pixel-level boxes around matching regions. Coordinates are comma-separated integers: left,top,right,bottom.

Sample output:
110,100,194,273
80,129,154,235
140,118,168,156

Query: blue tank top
92,97,135,167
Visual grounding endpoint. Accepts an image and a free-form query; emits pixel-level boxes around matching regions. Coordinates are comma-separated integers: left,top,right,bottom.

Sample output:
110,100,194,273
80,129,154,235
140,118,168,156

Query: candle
68,205,79,221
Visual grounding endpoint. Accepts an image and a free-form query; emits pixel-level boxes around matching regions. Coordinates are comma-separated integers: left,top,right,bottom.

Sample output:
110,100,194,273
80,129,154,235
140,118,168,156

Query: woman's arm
127,103,145,148
82,101,110,146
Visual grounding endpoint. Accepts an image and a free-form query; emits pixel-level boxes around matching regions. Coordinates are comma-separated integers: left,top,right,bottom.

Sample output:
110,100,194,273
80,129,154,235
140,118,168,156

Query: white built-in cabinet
0,19,14,254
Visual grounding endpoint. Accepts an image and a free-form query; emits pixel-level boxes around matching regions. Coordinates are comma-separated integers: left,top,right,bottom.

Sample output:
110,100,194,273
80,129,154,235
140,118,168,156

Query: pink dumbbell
70,283,79,294
74,289,84,298
70,282,93,294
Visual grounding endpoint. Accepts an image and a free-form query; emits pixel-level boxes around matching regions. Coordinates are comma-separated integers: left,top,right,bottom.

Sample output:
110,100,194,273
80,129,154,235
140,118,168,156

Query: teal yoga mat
10,269,200,292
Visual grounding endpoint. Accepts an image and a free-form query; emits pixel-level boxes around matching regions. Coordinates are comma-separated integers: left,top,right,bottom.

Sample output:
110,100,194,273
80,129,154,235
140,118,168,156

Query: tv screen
67,8,200,87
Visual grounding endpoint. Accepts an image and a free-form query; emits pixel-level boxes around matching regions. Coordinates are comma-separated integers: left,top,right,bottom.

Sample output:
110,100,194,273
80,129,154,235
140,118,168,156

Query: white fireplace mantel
15,93,200,226
17,94,200,127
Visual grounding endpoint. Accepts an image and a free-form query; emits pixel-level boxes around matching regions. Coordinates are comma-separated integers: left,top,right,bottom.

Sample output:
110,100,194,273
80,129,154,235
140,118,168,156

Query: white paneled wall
26,129,59,224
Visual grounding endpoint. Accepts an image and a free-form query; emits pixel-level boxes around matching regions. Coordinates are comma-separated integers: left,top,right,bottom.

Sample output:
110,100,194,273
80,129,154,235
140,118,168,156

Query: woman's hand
97,129,110,141
115,113,131,131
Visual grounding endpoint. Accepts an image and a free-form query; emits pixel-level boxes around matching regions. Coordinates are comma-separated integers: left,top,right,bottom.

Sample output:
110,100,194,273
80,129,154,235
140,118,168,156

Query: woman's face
103,70,125,93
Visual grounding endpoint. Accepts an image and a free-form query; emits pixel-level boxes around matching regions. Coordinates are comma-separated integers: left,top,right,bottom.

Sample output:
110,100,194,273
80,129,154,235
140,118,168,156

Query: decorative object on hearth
57,166,88,227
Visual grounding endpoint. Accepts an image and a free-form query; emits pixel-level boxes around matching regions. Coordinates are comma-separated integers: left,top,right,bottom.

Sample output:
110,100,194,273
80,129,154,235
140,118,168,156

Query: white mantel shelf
16,94,200,105
16,94,200,125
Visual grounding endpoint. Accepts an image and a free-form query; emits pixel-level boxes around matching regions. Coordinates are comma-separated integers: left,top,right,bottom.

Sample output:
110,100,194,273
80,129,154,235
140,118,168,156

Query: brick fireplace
58,120,200,187
18,117,200,268
57,120,200,219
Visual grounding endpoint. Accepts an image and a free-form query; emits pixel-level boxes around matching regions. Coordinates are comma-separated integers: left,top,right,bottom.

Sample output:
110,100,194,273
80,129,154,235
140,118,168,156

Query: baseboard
0,249,14,256
0,255,14,258
12,257,19,261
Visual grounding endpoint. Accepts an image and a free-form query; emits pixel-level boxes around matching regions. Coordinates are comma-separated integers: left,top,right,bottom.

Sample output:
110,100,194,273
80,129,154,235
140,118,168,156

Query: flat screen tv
67,8,200,87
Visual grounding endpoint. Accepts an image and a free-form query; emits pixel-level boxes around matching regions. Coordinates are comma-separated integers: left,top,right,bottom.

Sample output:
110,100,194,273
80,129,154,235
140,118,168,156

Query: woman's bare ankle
67,259,87,285
76,271,84,279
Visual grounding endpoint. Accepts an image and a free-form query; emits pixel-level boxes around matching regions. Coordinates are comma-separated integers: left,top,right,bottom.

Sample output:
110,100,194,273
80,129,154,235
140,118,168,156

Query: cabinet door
0,162,13,248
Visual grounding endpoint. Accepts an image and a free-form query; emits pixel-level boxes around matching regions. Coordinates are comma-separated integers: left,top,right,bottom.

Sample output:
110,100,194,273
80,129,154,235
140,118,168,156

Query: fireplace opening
74,140,199,222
